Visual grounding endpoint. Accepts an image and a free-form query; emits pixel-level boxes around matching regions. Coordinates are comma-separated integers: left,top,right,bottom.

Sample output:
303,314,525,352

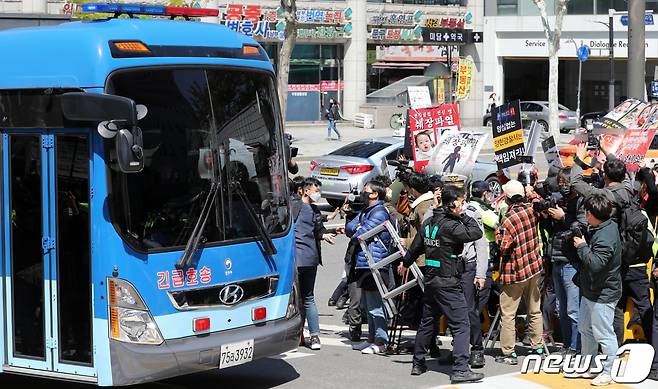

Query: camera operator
398,186,484,384
402,173,434,265
495,180,544,365
539,168,586,355
341,180,393,355
572,143,653,346
566,193,621,385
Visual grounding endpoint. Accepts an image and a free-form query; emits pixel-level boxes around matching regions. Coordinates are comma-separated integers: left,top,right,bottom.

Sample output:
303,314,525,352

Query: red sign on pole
406,104,460,172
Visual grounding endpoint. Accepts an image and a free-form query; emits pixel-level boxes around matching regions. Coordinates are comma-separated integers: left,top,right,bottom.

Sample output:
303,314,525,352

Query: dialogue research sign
492,100,525,169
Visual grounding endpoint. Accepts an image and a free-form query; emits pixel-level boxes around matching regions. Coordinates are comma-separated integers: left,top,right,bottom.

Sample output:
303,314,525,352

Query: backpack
610,188,654,266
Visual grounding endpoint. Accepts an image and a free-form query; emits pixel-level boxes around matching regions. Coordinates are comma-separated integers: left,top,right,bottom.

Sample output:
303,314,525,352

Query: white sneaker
361,344,384,355
564,371,596,379
591,373,613,386
352,341,372,351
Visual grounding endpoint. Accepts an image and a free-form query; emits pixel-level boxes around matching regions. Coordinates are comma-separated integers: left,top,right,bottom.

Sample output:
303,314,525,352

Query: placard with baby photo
410,128,438,172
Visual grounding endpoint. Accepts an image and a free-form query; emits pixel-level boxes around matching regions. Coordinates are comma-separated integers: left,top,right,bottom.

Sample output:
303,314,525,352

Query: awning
371,61,430,70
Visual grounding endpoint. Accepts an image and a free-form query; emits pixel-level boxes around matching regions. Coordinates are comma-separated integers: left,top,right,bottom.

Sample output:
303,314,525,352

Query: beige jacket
405,192,434,267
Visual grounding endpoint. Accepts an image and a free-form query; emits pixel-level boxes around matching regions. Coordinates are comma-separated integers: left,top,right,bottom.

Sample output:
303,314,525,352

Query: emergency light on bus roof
81,2,219,18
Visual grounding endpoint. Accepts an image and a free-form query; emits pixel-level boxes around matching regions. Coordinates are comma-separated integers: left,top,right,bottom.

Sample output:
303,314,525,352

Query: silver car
310,137,501,208
483,101,578,135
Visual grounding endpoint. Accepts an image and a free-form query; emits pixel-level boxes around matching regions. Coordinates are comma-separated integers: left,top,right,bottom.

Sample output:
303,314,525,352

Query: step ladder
356,220,424,318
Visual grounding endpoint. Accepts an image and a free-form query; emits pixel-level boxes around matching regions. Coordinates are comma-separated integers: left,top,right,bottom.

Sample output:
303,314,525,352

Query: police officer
459,180,498,368
398,186,485,384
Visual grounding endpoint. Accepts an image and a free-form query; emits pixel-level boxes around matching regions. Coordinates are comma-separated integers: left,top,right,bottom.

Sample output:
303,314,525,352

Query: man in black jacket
542,168,587,355
398,186,484,384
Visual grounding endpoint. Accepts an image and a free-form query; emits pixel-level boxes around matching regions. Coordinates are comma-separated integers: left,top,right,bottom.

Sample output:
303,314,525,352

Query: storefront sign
223,4,348,24
376,45,458,62
427,131,489,176
425,17,465,29
288,82,344,92
370,28,420,41
422,28,467,44
224,20,274,38
62,2,78,15
370,12,419,26
407,104,461,172
618,129,657,172
456,56,473,101
492,100,525,169
298,26,349,39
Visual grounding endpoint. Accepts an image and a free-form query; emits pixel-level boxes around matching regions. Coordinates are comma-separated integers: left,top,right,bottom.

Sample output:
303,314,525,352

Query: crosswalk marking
431,372,657,389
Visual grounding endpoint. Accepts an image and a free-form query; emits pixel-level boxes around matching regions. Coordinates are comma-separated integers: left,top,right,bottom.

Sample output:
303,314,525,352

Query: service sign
617,129,657,172
407,104,461,172
426,131,489,176
492,100,525,169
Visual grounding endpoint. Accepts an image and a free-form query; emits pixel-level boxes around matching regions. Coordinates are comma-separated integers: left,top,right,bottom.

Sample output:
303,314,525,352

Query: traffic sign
620,14,654,26
577,45,590,62
651,81,658,98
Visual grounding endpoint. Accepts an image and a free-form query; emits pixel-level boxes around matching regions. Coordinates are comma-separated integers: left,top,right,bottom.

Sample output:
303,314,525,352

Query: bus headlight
108,278,164,345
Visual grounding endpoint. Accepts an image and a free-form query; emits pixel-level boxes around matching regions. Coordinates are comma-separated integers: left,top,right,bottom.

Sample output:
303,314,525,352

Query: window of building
568,0,594,15
596,0,628,14
497,0,518,15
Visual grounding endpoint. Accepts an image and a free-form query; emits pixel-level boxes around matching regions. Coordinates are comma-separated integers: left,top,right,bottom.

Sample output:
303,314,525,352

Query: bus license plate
219,339,254,369
320,167,339,176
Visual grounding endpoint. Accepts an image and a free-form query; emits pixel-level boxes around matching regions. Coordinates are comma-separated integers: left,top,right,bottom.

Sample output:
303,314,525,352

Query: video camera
563,222,584,242
533,197,558,213
387,159,415,184
586,130,600,151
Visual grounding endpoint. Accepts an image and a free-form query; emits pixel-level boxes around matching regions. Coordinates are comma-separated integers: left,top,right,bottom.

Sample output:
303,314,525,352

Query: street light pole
609,7,615,110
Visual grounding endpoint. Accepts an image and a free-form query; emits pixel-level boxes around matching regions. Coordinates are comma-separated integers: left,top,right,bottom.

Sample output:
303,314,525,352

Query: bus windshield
107,67,289,252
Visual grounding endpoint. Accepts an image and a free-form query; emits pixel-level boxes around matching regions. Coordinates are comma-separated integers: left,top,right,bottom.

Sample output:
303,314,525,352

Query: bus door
2,130,94,378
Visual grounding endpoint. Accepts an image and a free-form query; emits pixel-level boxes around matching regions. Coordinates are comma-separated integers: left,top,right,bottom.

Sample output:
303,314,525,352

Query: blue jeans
298,266,320,336
579,297,618,375
362,290,388,344
553,262,580,350
327,119,341,138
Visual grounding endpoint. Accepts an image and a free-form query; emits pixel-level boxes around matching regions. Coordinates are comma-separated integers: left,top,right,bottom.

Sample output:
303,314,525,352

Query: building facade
1,0,488,126
484,1,658,117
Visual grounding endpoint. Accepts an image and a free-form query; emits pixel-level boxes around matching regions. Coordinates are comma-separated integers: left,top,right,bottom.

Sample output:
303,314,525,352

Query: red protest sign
617,129,657,172
407,104,460,172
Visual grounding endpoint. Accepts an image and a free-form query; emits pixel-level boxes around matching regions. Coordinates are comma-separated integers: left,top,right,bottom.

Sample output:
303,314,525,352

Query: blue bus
0,4,300,385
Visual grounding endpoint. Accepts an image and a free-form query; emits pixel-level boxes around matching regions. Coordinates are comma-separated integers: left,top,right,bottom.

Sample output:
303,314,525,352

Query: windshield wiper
230,180,277,256
176,181,219,268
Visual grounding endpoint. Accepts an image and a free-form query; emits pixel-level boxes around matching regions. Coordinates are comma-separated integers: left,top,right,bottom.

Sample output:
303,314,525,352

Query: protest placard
426,130,490,176
617,129,657,172
541,136,563,168
491,100,525,169
407,104,461,172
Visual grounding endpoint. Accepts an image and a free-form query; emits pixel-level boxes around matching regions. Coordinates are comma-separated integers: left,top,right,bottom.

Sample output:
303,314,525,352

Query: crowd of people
289,139,658,386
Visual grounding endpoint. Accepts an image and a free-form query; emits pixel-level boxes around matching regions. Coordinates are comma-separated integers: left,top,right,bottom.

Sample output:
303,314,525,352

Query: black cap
470,180,489,197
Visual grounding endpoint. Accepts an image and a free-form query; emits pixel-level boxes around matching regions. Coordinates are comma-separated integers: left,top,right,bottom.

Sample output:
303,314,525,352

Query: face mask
559,186,571,197
309,192,322,203
361,191,372,203
385,188,393,202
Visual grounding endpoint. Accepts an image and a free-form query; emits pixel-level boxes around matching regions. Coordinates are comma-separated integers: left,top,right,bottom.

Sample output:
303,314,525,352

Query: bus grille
167,275,279,310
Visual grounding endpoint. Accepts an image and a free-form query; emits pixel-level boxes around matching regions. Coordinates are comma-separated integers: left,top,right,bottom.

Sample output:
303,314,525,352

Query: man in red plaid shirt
494,180,544,365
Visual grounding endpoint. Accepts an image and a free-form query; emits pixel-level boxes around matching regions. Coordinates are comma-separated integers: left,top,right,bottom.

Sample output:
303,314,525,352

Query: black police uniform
402,206,483,378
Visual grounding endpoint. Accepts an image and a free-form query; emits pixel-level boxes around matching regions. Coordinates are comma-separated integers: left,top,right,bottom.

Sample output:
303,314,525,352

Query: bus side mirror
59,92,144,173
59,92,138,126
116,127,144,173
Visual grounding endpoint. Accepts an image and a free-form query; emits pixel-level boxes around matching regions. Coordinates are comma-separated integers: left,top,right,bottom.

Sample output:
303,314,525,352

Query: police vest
422,220,465,278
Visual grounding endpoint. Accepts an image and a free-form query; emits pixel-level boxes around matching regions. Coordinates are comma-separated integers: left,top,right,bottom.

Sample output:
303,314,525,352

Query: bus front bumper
108,314,302,386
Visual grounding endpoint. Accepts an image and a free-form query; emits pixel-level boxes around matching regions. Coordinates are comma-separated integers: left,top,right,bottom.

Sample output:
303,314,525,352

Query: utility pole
627,0,646,99
608,5,615,110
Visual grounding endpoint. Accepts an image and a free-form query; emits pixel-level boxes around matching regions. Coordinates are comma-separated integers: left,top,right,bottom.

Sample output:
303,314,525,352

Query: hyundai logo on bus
520,343,655,384
219,284,245,305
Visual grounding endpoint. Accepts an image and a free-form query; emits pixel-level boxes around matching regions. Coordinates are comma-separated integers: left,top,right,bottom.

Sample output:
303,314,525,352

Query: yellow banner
456,56,473,101
493,129,524,152
435,79,445,104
